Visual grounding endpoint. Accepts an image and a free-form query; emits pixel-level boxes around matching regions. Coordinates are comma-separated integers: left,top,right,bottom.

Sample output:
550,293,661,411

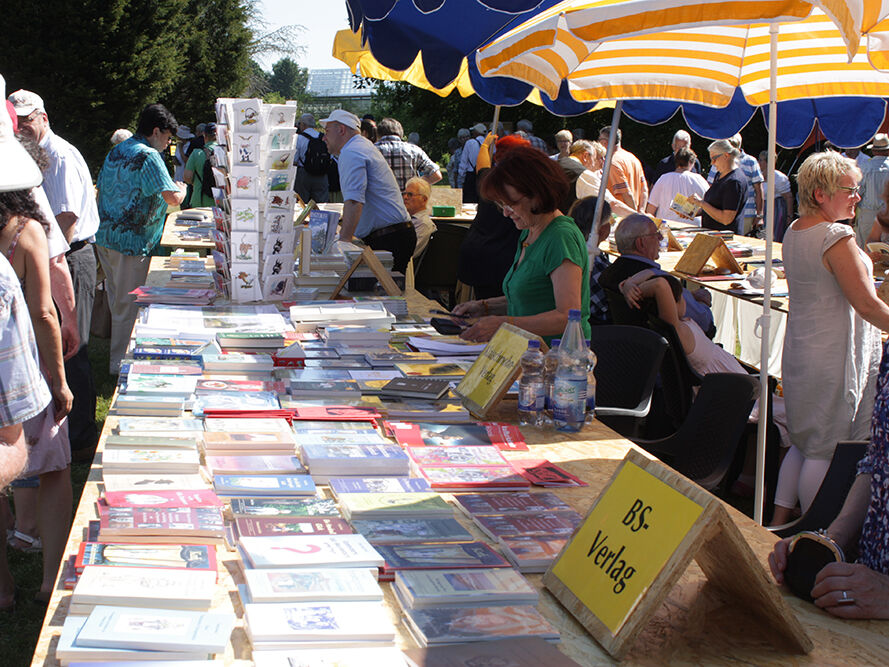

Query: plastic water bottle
553,309,587,432
543,338,561,420
518,340,545,426
585,339,597,420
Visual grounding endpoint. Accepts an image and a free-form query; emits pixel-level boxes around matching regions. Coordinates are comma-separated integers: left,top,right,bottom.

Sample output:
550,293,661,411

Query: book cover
292,431,388,447
417,466,531,492
101,448,200,474
212,474,315,496
387,421,527,451
244,601,395,642
509,458,588,487
203,417,292,434
117,417,204,437
375,542,509,570
128,362,203,375
328,477,431,496
379,377,450,400
243,567,382,603
453,492,573,516
205,454,305,475
229,496,340,519
350,518,473,545
103,435,199,450
235,516,352,538
472,511,583,540
124,374,198,396
195,378,285,393
103,489,222,509
95,503,224,539
337,492,453,519
291,406,380,422
407,446,508,468
75,605,235,653
239,534,384,569
394,361,471,379
402,637,581,667
192,391,280,416
300,444,409,474
499,535,569,572
289,380,362,398
403,605,559,646
102,473,209,493
201,431,295,451
75,542,216,574
72,567,218,610
394,568,537,609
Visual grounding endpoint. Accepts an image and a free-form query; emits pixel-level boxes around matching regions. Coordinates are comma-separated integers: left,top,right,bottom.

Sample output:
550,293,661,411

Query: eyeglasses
402,191,424,199
493,196,526,213
640,231,664,241
709,153,724,162
838,185,861,195
17,111,41,125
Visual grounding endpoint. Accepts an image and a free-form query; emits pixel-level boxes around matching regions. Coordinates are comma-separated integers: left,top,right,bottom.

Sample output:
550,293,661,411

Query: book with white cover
203,417,292,434
75,605,235,653
102,473,208,493
244,601,395,643
117,417,204,437
101,448,200,474
300,444,410,476
239,534,384,569
71,567,217,611
104,434,199,450
243,567,383,603
252,646,408,667
124,373,198,396
56,615,210,663
394,568,538,609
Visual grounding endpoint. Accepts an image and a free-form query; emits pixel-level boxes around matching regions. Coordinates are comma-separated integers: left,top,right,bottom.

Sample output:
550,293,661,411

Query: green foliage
266,57,310,101
0,0,256,174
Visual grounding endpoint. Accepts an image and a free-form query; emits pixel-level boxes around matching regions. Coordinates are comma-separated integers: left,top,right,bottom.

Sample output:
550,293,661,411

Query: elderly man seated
402,176,436,259
598,214,715,337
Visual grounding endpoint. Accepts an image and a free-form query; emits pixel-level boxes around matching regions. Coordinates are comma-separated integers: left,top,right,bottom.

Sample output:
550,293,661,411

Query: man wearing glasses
402,177,436,260
95,104,186,374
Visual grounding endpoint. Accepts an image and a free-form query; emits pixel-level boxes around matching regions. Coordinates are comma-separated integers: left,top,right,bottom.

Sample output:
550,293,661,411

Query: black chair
589,326,668,439
414,222,469,309
645,313,703,435
771,441,869,539
633,373,760,490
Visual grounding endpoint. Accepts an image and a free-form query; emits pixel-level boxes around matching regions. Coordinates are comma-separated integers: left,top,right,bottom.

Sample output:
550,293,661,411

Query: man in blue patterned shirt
95,104,186,373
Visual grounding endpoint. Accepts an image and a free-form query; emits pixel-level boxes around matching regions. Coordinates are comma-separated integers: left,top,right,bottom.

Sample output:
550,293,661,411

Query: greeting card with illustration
215,124,228,148
263,209,291,236
232,99,263,132
262,230,295,258
231,263,262,302
263,274,293,302
232,133,260,166
265,104,297,129
267,190,295,210
262,253,292,279
268,128,296,151
268,149,293,171
230,166,260,200
267,168,295,192
231,231,260,263
230,199,260,232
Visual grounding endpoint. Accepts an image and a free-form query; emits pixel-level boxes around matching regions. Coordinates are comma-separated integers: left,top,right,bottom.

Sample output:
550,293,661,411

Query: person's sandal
7,530,42,553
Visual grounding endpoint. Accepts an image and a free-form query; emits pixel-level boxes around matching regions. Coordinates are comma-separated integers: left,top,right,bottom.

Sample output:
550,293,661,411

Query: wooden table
29,285,889,665
159,209,216,252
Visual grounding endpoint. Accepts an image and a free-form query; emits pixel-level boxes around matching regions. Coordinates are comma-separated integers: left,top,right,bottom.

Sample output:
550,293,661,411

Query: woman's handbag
784,530,845,601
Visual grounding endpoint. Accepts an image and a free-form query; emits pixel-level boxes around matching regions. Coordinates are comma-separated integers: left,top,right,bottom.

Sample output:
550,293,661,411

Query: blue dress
857,340,889,574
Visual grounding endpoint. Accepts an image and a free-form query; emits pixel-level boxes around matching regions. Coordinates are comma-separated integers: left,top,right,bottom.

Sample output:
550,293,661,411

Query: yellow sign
551,460,703,634
454,323,541,417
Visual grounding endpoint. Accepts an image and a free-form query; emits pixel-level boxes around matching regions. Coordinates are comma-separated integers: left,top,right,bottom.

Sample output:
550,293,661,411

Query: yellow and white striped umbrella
476,3,889,106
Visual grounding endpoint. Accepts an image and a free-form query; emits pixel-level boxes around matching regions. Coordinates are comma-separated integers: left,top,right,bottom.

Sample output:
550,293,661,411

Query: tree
266,57,311,103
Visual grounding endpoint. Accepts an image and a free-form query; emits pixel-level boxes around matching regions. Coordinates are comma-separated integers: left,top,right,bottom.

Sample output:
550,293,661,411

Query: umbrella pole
491,105,501,136
593,101,623,234
755,24,779,526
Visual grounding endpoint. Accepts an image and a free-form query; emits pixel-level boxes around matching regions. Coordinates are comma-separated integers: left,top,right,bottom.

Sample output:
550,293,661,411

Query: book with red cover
234,516,352,539
471,511,583,541
385,421,527,451
291,406,380,422
103,489,223,509
95,500,224,541
509,459,588,487
75,541,217,574
201,409,294,424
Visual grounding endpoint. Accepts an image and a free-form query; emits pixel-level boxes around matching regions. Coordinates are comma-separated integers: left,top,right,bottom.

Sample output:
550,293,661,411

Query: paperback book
337,492,454,520
243,567,382,603
239,534,384,569
71,566,217,612
415,466,531,492
102,489,222,509
95,503,225,541
212,474,316,497
205,454,305,475
234,516,352,539
453,492,573,517
402,604,559,646
471,511,583,541
328,476,431,497
374,542,510,571
244,601,396,644
349,518,474,545
229,496,341,519
393,568,538,609
75,542,217,574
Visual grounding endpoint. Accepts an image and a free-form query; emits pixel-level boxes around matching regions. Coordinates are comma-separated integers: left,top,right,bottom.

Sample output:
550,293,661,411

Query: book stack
405,445,530,493
392,567,538,610
454,492,582,573
401,605,560,647
299,441,410,484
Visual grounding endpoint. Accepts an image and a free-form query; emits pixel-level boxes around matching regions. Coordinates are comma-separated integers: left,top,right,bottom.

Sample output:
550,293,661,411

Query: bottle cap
568,308,581,319
527,340,540,349
551,339,561,347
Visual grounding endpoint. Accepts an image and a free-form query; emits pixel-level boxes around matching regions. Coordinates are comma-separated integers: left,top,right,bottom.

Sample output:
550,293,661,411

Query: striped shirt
0,254,50,427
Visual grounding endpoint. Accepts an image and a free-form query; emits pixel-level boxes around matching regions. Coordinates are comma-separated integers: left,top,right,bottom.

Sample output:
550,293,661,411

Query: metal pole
593,101,623,238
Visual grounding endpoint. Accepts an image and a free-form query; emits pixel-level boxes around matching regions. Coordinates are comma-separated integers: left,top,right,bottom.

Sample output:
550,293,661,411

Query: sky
257,1,352,71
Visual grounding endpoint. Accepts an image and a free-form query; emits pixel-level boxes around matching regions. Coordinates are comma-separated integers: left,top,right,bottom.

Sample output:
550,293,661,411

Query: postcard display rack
214,97,299,303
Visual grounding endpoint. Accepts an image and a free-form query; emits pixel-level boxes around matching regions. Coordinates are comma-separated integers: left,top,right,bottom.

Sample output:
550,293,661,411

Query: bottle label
518,381,544,412
553,377,586,423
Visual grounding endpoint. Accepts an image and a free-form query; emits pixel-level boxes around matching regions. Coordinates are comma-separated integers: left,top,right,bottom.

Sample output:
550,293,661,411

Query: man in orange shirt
598,126,648,212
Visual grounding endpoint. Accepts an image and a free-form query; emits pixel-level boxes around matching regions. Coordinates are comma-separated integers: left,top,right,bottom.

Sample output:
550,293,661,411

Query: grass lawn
0,336,115,664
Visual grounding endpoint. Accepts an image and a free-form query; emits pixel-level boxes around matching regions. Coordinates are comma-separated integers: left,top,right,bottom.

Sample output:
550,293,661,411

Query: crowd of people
2,74,889,623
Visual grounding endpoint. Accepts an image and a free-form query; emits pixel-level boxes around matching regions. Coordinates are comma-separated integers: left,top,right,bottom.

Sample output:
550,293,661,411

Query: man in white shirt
457,123,486,203
647,148,710,223
9,89,99,456
402,177,437,259
857,133,889,247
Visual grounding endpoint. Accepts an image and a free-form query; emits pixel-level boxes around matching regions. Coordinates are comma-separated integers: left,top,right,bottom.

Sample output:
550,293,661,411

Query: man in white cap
320,109,415,274
857,133,889,247
457,123,487,203
8,88,99,456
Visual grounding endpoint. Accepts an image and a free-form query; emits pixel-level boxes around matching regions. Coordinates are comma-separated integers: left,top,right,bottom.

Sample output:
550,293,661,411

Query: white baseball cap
7,88,44,117
319,109,360,131
0,77,42,191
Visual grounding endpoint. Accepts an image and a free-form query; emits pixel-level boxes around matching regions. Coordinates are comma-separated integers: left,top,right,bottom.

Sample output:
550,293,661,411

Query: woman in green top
453,146,590,344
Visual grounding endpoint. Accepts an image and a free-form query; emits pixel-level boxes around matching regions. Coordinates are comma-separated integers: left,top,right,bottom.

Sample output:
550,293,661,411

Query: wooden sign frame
674,233,743,276
453,323,543,418
543,450,811,660
329,246,402,299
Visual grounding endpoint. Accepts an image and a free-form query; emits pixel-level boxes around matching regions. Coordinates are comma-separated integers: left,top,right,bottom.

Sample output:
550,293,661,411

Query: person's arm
688,191,737,226
753,181,764,220
0,424,27,490
161,183,187,206
617,268,657,308
459,260,583,341
183,168,195,185
423,167,442,185
338,200,363,242
824,235,889,330
55,211,77,244
48,253,79,360
18,222,73,421
475,134,496,173
781,190,794,225
452,296,507,319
